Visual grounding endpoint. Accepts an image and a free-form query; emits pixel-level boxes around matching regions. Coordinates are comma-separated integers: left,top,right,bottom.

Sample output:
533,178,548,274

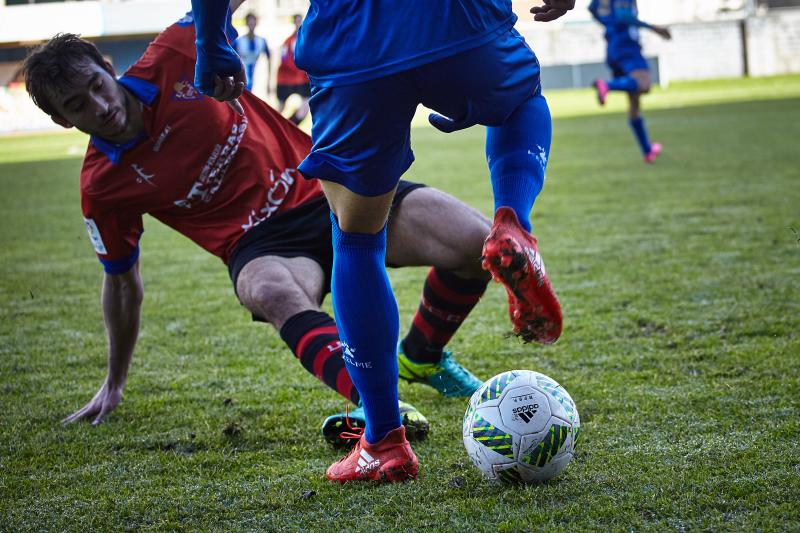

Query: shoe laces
339,403,365,441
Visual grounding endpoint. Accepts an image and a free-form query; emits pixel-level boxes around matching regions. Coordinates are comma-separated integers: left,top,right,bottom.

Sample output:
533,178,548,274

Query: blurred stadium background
1,0,800,134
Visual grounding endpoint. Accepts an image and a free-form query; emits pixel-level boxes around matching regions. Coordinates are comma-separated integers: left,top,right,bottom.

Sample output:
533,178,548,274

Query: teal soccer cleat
397,343,483,398
321,400,429,448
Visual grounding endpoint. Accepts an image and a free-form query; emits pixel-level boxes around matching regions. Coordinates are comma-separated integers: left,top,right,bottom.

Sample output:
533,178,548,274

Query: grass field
1,76,799,531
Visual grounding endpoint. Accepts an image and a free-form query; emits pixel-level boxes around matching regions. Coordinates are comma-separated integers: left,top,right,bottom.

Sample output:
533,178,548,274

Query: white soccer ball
463,370,580,484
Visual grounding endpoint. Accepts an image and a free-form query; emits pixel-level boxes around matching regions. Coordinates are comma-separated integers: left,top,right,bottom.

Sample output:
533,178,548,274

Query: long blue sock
629,116,652,155
329,213,401,444
608,76,639,93
486,93,552,233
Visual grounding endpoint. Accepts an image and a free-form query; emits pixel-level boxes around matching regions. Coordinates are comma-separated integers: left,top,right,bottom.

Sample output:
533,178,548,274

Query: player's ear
102,59,115,77
51,115,73,129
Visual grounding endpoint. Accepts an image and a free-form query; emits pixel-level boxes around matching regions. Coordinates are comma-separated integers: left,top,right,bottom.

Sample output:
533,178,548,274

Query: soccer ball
463,370,580,484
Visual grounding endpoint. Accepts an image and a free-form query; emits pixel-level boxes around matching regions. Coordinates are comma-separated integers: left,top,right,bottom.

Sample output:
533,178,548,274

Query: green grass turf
1,75,799,531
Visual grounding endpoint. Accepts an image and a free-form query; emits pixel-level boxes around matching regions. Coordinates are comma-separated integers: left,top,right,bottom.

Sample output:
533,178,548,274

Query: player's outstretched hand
531,0,576,22
654,26,672,40
62,379,123,426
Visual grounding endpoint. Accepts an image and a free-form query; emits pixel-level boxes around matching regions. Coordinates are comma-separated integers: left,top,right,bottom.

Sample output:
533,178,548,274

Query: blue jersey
233,34,269,69
589,0,650,57
294,0,517,87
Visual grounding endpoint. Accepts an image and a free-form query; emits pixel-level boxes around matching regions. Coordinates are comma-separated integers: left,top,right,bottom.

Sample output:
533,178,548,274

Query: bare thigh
236,255,326,330
630,69,652,93
387,188,491,280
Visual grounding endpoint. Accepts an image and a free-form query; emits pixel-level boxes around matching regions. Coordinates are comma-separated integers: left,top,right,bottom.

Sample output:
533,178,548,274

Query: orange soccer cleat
481,206,563,344
326,425,419,483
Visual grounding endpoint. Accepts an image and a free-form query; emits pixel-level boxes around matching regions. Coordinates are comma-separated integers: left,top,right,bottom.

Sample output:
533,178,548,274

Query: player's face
49,60,136,141
293,15,302,28
247,16,257,32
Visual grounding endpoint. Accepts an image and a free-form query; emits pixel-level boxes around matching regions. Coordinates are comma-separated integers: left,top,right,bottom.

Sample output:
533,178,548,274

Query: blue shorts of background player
608,46,649,79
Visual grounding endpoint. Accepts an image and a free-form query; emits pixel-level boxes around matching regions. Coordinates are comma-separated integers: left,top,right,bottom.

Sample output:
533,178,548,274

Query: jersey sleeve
612,1,651,28
81,193,144,275
131,11,238,68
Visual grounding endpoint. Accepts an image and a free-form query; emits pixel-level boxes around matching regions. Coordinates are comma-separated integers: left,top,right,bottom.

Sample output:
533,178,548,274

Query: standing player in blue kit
190,0,574,483
590,0,672,163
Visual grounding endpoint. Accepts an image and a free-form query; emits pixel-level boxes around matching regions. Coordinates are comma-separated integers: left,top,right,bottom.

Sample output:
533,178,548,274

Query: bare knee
452,218,492,281
631,70,652,94
237,279,294,327
236,260,321,329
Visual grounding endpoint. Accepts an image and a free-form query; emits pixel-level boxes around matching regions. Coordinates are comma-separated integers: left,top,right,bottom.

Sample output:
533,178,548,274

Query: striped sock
402,268,489,364
279,310,359,404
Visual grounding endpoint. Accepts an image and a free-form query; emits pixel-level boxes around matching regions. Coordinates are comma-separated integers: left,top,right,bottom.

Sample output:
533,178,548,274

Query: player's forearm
192,0,232,53
615,8,653,30
101,267,143,387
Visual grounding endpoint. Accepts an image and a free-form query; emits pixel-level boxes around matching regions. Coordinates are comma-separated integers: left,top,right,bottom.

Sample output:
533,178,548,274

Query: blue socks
329,213,401,444
629,116,652,155
486,94,552,233
608,76,639,93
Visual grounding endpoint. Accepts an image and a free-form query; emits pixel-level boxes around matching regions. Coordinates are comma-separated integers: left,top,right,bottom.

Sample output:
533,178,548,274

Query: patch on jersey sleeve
84,218,107,255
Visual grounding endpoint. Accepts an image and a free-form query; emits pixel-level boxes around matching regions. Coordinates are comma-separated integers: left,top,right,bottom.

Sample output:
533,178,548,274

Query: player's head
246,13,258,33
293,14,303,29
22,33,134,141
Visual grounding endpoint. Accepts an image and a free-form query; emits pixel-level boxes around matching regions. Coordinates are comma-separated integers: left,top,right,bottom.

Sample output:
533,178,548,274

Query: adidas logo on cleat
523,246,546,287
355,449,381,474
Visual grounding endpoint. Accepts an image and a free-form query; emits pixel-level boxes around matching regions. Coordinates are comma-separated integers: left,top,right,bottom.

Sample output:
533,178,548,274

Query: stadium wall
2,6,800,134
518,7,800,85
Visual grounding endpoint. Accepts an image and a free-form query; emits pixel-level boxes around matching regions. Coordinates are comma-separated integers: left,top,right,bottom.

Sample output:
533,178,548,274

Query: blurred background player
22,14,491,446
189,0,573,483
590,0,672,163
233,12,270,93
276,14,310,126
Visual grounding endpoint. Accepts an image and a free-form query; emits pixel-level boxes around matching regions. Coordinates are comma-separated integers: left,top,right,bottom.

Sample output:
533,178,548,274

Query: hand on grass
531,0,576,22
62,379,123,426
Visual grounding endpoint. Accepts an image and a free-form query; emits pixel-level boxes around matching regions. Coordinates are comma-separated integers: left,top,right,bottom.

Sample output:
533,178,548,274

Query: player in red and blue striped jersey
22,13,494,447
589,0,672,163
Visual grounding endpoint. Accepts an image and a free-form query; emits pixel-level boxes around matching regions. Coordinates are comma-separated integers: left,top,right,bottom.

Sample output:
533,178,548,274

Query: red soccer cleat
481,207,563,344
326,426,419,483
593,79,609,106
644,142,662,164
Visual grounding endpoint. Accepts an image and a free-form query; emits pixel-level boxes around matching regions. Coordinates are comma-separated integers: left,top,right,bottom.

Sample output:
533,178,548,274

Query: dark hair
245,12,257,22
22,33,110,117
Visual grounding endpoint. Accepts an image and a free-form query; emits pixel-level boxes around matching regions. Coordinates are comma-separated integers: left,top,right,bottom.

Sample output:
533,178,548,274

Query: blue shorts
297,28,541,197
608,48,649,78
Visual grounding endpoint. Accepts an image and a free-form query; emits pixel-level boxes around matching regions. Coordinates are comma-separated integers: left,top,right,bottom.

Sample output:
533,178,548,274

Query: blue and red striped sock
279,310,359,405
402,268,489,364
